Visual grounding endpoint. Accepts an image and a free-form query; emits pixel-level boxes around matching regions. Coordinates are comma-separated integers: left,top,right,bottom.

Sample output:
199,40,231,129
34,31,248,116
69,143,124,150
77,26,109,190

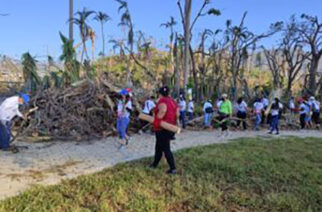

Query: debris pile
15,78,141,141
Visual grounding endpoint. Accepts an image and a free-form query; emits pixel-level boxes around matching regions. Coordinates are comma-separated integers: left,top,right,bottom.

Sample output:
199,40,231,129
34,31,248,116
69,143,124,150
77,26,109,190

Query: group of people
201,94,321,135
136,91,321,141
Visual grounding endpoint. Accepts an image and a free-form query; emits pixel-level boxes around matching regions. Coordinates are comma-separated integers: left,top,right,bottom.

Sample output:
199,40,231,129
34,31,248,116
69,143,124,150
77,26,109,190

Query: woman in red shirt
150,86,178,174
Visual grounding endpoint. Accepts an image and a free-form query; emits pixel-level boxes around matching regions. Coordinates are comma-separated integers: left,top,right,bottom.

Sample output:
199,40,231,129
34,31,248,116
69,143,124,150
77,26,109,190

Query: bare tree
281,18,309,96
177,0,220,92
262,48,284,90
296,14,322,95
225,12,282,101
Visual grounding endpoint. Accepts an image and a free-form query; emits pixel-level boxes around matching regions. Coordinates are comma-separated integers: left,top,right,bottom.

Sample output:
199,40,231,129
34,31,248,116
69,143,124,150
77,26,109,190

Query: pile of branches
14,77,141,141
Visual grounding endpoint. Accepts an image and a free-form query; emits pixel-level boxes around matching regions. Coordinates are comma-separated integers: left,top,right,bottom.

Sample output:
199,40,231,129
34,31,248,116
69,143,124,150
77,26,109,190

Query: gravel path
0,129,321,200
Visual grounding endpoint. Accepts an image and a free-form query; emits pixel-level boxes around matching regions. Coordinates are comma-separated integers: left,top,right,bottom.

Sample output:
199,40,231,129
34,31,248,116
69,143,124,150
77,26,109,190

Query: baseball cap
120,89,129,96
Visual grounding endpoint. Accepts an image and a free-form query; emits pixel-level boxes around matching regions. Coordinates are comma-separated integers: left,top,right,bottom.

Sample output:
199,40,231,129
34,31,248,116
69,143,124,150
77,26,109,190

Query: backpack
205,107,214,114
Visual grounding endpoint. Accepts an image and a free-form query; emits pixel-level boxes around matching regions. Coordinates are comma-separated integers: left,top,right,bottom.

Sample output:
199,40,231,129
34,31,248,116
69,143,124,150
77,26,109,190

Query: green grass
1,137,322,212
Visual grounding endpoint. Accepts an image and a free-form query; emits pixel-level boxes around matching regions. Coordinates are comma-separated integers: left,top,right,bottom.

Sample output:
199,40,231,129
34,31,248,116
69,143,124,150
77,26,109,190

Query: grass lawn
1,137,322,211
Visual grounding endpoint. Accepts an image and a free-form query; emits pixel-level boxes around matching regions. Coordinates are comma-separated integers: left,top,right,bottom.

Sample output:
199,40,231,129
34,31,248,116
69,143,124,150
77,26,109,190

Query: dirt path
0,129,321,200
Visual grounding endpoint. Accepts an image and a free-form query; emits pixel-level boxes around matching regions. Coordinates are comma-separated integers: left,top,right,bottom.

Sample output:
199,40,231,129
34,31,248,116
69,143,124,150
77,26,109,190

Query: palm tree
116,0,134,85
161,16,177,74
161,16,177,49
21,52,40,92
70,8,95,62
59,32,80,83
116,0,134,53
88,28,96,61
94,12,111,57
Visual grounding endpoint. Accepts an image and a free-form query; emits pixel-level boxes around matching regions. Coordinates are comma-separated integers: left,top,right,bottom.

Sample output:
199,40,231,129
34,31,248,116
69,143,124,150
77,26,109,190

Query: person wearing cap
218,94,232,136
116,90,132,149
150,86,178,174
0,93,29,152
310,96,320,129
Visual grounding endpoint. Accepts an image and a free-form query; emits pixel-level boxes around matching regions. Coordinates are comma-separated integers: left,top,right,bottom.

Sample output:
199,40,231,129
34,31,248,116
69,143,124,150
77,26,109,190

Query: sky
0,0,321,60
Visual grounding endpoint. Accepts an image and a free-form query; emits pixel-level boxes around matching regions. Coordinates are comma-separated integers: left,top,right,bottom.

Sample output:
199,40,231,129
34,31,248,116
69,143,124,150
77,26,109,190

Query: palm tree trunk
101,22,105,56
92,39,95,61
69,0,73,41
183,0,191,93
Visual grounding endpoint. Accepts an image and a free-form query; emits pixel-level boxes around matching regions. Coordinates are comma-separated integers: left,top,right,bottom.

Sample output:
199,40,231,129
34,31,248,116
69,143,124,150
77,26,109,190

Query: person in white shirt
310,96,320,129
140,96,156,133
236,97,248,130
289,97,295,112
142,96,156,115
178,95,187,129
187,99,194,121
253,98,264,131
298,98,307,129
116,90,132,149
0,93,29,152
268,98,283,135
203,100,213,128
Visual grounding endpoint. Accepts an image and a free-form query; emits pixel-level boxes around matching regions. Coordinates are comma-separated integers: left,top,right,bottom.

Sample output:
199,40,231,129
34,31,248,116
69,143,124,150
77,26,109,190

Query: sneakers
166,169,176,175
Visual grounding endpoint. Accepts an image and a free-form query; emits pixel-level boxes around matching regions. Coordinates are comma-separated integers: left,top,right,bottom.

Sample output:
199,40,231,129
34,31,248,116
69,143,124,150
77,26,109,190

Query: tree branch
190,0,209,34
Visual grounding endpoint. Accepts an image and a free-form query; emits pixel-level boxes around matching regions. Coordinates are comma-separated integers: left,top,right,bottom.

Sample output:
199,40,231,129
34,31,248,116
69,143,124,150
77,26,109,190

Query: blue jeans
270,115,279,133
204,113,212,127
0,122,10,149
188,112,193,121
116,117,130,139
180,111,186,129
254,114,261,130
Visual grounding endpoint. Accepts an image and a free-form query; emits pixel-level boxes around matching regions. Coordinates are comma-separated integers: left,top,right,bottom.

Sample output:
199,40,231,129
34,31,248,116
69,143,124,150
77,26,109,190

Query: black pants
152,130,176,170
236,111,247,130
312,112,320,124
219,114,229,131
300,114,306,129
261,109,266,124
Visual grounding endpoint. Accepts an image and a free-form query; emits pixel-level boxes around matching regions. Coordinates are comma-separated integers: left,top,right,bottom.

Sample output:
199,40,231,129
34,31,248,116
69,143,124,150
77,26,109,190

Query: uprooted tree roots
13,78,141,141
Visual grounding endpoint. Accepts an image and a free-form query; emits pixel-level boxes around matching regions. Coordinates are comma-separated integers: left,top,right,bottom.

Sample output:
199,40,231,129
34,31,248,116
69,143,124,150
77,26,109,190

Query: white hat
222,93,228,98
309,96,315,100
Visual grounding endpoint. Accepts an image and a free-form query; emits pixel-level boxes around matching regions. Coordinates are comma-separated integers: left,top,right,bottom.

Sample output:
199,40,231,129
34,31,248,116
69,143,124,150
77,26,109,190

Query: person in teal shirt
218,94,232,136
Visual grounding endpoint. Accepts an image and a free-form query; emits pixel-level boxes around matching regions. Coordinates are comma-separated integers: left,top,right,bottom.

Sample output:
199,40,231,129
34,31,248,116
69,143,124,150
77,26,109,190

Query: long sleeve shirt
0,96,23,123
